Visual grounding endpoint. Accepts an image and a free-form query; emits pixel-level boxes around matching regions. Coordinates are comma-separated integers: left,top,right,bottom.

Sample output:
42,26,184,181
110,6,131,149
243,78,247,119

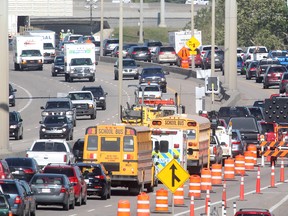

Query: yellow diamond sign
186,36,200,51
157,159,190,193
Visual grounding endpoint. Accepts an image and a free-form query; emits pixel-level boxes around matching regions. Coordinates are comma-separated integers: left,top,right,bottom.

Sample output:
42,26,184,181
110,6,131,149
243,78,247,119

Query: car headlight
140,78,146,82
55,69,58,72
10,125,17,129
66,111,73,115
9,95,14,99
89,104,94,108
62,127,67,132
99,97,105,100
42,112,49,116
41,128,46,132
161,77,166,82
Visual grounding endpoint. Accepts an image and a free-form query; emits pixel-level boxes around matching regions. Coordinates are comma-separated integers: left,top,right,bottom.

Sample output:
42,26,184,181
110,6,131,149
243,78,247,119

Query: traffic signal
264,98,288,123
205,76,220,94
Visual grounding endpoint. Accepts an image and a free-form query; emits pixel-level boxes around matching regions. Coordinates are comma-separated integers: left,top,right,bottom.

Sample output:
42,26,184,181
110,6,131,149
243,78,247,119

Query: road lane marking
105,205,112,208
87,209,95,212
269,194,288,213
12,83,33,113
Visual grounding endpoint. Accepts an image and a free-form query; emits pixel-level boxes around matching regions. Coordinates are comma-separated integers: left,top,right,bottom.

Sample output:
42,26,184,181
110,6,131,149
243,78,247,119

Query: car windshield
260,60,280,65
219,107,250,118
248,108,263,121
44,43,54,49
46,101,70,109
70,36,81,41
5,158,33,167
142,68,163,76
123,60,136,67
249,47,267,53
268,66,287,73
148,42,162,47
71,58,92,66
83,88,103,96
9,113,17,122
68,93,92,100
43,116,67,124
44,168,74,177
54,57,64,65
230,118,258,132
21,50,41,57
0,183,18,194
141,86,160,92
31,176,64,185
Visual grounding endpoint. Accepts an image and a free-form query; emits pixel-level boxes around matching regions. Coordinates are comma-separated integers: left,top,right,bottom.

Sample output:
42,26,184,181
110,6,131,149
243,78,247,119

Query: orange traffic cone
255,166,261,194
117,200,130,216
205,190,210,215
270,161,276,188
280,158,285,183
137,192,150,216
222,181,227,208
239,176,245,201
190,195,194,216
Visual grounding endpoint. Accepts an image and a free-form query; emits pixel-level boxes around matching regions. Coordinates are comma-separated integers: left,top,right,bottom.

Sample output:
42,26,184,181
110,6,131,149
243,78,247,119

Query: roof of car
46,97,71,102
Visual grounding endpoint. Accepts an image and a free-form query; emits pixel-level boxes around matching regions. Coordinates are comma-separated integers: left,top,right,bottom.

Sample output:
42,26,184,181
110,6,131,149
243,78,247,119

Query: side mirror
39,121,43,124
220,142,226,146
19,119,23,122
164,71,170,75
13,89,17,92
40,106,45,110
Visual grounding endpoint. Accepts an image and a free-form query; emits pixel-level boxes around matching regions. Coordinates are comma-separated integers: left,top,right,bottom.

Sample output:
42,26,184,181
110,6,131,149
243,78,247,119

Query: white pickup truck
243,46,268,62
26,139,75,168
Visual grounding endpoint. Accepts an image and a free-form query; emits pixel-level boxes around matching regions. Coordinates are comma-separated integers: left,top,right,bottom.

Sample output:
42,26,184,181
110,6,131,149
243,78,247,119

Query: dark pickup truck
41,97,77,126
228,117,260,151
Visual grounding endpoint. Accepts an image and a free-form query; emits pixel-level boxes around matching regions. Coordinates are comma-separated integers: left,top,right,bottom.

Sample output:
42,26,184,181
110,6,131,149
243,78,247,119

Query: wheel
101,189,108,200
90,111,96,119
263,84,268,89
102,104,106,110
76,192,82,206
82,193,87,205
70,198,75,209
89,77,95,82
20,128,23,140
63,200,70,211
11,102,15,107
107,186,111,199
146,184,154,193
256,77,260,83
52,72,56,77
15,132,20,140
162,87,167,93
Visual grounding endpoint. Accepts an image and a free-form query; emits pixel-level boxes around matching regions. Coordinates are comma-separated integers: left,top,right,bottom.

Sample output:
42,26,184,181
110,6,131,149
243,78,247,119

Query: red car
279,72,288,93
234,208,274,216
43,164,87,206
263,65,288,89
245,60,258,80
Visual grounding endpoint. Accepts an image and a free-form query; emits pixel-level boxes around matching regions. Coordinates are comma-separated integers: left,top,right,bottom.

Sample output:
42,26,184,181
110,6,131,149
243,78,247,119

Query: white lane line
68,214,77,216
87,209,95,212
105,205,112,208
269,194,288,212
12,83,33,113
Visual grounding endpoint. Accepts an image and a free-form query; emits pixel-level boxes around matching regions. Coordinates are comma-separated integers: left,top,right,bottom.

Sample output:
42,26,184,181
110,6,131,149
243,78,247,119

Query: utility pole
85,0,98,35
100,0,104,56
118,0,124,121
224,0,230,85
158,0,166,27
191,0,195,74
211,0,215,77
138,0,143,43
0,0,9,153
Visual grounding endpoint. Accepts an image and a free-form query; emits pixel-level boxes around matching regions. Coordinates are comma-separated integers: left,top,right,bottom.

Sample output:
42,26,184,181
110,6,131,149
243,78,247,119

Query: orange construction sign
177,47,190,60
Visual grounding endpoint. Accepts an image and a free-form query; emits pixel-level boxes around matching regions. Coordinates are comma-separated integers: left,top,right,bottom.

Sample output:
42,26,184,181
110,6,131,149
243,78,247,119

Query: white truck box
168,30,202,53
64,43,96,82
13,35,44,71
24,30,56,63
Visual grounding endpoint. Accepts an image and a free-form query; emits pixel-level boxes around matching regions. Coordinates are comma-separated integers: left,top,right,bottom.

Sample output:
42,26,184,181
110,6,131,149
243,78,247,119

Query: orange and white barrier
244,151,255,171
189,175,201,199
201,168,212,191
117,200,130,216
224,158,235,180
154,188,169,213
235,154,245,176
137,192,150,216
173,185,186,207
247,144,257,165
211,164,222,185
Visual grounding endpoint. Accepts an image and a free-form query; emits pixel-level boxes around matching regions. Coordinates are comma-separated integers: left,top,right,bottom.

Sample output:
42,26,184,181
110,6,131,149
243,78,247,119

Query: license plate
42,188,50,193
12,171,20,174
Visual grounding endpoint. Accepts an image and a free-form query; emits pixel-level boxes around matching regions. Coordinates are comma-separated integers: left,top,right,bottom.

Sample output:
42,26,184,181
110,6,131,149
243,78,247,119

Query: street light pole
100,0,104,56
90,5,93,34
85,0,98,35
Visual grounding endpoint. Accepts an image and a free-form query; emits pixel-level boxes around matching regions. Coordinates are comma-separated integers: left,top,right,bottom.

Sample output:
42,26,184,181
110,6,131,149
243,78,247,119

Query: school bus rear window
87,135,98,151
160,141,169,153
101,137,120,151
124,136,134,152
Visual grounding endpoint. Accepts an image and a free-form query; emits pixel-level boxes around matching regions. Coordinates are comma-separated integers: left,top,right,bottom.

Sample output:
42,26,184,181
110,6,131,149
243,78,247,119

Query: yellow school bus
83,124,156,194
150,114,211,175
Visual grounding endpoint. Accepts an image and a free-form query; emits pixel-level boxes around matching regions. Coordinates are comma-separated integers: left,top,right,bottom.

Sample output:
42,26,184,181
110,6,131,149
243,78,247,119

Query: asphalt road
8,52,288,216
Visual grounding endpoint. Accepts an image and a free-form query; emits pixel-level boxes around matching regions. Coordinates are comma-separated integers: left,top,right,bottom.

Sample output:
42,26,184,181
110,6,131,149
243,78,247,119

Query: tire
63,200,69,211
82,193,87,205
76,193,82,206
89,77,95,82
70,198,75,209
101,189,108,200
15,132,20,140
146,184,154,193
162,87,167,93
11,102,15,107
102,104,106,110
20,129,23,140
90,111,96,119
52,72,56,77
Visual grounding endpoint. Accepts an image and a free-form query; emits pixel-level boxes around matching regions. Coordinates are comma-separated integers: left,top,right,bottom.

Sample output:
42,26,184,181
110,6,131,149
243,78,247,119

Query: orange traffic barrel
154,188,170,213
173,184,186,207
244,151,255,171
137,192,150,216
200,168,212,191
117,200,130,216
211,164,222,186
235,154,246,176
224,158,235,180
247,144,257,165
188,175,201,199
181,58,189,68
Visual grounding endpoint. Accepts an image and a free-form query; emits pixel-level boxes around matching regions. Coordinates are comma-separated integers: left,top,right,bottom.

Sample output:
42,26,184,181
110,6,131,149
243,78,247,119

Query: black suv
9,83,17,107
103,38,119,56
201,50,224,69
73,138,84,162
81,86,107,110
39,115,74,140
9,111,23,140
41,97,77,126
51,55,65,77
139,66,168,93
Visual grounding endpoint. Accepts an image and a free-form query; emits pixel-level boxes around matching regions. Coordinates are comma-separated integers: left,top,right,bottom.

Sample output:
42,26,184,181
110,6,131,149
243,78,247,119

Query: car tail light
174,144,179,148
171,51,176,54
60,187,67,193
232,141,241,145
69,177,79,184
63,155,67,162
23,169,34,174
159,52,165,55
132,51,137,55
267,74,272,77
95,175,105,180
14,196,22,204
213,146,217,155
242,62,244,66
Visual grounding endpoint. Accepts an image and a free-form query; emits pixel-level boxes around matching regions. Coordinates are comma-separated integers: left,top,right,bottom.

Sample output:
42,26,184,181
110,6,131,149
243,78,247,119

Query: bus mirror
154,141,160,152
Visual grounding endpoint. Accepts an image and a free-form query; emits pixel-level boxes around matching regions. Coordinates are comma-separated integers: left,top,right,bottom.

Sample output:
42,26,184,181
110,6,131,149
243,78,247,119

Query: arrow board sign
157,159,190,193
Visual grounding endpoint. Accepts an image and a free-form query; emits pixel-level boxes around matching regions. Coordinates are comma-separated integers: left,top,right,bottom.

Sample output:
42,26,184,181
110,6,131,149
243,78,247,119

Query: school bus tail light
187,122,197,127
152,121,162,126
89,153,97,159
188,142,198,147
124,154,134,160
174,144,179,148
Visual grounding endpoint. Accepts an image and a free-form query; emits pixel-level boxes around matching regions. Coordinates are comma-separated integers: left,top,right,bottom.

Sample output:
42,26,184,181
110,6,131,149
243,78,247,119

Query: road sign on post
186,36,200,51
157,159,190,193
205,76,220,94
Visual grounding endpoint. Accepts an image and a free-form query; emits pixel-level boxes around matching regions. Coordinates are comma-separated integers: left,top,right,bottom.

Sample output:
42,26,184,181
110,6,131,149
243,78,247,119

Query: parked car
72,138,84,162
76,162,112,200
42,164,87,206
19,180,36,216
126,46,152,62
255,58,280,83
245,60,258,80
138,67,168,93
234,208,274,216
5,157,41,182
0,159,13,179
51,55,65,77
201,50,224,69
0,179,30,216
279,72,288,93
114,58,140,80
9,83,16,107
0,193,12,216
29,173,75,210
39,115,74,140
81,85,108,110
9,111,23,140
263,64,288,89
151,46,177,65
103,38,119,56
230,129,247,157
